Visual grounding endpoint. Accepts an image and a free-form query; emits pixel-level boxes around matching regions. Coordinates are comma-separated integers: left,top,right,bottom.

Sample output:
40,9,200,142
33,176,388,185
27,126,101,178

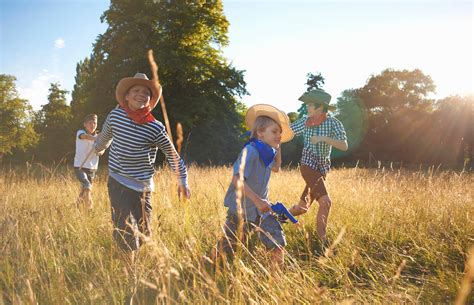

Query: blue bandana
244,138,276,168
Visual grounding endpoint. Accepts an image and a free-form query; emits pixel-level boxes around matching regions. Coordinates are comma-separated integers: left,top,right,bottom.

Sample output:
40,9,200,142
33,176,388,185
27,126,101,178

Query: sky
1,0,472,113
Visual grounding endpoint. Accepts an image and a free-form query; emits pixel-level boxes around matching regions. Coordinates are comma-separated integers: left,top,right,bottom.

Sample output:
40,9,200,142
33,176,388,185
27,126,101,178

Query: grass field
1,164,473,304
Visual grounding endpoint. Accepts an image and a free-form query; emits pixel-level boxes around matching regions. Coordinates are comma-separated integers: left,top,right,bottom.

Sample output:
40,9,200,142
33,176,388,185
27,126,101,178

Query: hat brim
298,95,336,111
115,78,162,109
245,104,294,143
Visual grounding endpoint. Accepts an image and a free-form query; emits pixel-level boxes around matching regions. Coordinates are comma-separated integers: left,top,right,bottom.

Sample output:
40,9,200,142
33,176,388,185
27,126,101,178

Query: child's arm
310,117,348,151
272,146,282,172
79,133,97,141
311,136,348,151
231,175,271,213
155,126,191,199
290,117,306,137
94,114,113,153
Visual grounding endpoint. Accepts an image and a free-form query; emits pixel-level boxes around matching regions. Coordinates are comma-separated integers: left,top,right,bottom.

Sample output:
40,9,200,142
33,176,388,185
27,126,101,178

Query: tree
357,69,436,162
72,0,248,164
35,83,74,162
428,95,474,166
0,74,38,160
333,89,368,160
70,57,98,127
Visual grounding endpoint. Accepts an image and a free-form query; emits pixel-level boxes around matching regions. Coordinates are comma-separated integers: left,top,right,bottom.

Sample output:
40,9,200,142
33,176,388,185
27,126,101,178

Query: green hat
298,89,336,111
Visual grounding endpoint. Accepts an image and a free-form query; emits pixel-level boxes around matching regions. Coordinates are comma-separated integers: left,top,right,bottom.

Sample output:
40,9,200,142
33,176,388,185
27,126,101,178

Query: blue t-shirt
224,143,274,222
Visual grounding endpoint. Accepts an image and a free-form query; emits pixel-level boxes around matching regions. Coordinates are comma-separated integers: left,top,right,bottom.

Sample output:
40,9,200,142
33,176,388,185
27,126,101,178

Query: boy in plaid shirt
288,89,348,249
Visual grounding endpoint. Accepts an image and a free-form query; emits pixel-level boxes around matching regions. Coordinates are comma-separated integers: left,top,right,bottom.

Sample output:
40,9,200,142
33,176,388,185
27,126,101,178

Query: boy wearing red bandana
289,89,348,250
95,73,191,252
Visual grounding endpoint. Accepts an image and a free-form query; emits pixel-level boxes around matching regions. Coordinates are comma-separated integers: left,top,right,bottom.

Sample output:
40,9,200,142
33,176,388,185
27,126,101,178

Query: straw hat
115,73,162,109
245,104,294,143
299,89,336,111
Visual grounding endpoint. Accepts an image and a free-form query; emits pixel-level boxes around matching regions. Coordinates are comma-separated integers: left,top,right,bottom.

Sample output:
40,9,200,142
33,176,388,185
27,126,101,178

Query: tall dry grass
1,164,473,304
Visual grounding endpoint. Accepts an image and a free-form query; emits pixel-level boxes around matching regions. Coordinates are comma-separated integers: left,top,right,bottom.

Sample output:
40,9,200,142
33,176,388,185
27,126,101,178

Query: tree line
1,0,472,168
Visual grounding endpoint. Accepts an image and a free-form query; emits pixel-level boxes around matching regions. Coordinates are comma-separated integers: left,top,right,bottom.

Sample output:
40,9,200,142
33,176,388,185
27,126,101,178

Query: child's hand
310,135,326,144
178,185,191,200
255,198,271,213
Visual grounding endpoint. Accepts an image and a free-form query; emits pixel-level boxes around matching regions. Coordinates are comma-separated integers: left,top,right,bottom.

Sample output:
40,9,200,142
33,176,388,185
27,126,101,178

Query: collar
244,138,276,168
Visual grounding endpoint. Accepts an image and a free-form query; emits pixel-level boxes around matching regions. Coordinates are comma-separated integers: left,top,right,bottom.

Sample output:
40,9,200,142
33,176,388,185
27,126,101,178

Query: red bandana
123,105,156,124
305,113,327,127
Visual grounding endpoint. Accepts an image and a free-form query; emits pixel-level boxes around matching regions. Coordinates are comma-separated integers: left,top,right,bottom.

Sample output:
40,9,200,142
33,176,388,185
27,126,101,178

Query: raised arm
79,133,97,141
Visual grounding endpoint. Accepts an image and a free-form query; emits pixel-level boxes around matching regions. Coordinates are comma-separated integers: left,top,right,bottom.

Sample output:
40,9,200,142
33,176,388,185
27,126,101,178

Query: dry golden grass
1,164,473,304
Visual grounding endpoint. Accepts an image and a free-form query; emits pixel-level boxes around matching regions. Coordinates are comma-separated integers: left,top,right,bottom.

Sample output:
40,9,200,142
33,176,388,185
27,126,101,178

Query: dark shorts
107,177,152,251
74,167,96,189
221,212,286,255
300,164,328,203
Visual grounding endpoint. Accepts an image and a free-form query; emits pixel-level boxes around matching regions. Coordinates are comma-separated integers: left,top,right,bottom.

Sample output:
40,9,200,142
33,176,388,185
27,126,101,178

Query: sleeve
331,117,347,141
232,146,258,180
154,124,188,186
94,112,114,152
77,130,86,139
290,117,306,136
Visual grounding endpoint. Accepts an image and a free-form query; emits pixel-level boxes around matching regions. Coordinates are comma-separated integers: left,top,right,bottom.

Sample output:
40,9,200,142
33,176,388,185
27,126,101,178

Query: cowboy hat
115,73,162,109
299,89,336,111
245,104,294,143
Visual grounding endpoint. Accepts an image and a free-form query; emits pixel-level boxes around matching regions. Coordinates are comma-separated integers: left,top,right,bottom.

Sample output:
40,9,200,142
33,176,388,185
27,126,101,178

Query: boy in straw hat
94,73,191,251
212,104,294,267
288,89,348,251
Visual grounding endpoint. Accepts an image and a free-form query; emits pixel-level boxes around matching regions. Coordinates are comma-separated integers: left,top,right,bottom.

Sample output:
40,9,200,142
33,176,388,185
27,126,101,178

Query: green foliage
305,72,325,92
0,74,38,159
333,89,368,160
71,0,247,164
35,83,74,162
71,57,97,127
350,69,437,163
359,68,435,112
428,95,474,166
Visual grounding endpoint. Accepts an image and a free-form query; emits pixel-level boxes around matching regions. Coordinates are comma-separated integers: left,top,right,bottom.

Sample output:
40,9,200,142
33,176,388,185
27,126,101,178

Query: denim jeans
74,167,96,189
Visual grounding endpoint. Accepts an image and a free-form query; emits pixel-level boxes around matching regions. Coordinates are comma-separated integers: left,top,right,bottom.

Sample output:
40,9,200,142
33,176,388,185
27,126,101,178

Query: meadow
1,164,473,304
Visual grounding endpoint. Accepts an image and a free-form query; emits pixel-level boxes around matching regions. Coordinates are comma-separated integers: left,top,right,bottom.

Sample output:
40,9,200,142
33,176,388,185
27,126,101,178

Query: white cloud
18,70,63,110
54,38,65,49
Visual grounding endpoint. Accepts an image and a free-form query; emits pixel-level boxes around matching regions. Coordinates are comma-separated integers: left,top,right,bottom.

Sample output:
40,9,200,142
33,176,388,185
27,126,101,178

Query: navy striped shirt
95,108,187,190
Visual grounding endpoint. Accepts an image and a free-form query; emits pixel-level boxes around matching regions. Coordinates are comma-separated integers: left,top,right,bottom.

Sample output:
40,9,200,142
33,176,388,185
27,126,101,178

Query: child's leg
75,168,94,210
315,195,332,244
269,247,285,268
258,215,286,268
85,170,96,210
130,191,152,247
212,213,249,263
107,177,146,251
289,165,327,216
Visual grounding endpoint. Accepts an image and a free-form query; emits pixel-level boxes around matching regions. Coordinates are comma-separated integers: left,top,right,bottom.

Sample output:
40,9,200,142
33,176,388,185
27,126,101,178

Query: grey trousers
107,177,152,251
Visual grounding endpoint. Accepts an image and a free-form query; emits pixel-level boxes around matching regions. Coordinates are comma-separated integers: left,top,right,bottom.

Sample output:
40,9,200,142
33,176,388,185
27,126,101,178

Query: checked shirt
291,115,347,175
